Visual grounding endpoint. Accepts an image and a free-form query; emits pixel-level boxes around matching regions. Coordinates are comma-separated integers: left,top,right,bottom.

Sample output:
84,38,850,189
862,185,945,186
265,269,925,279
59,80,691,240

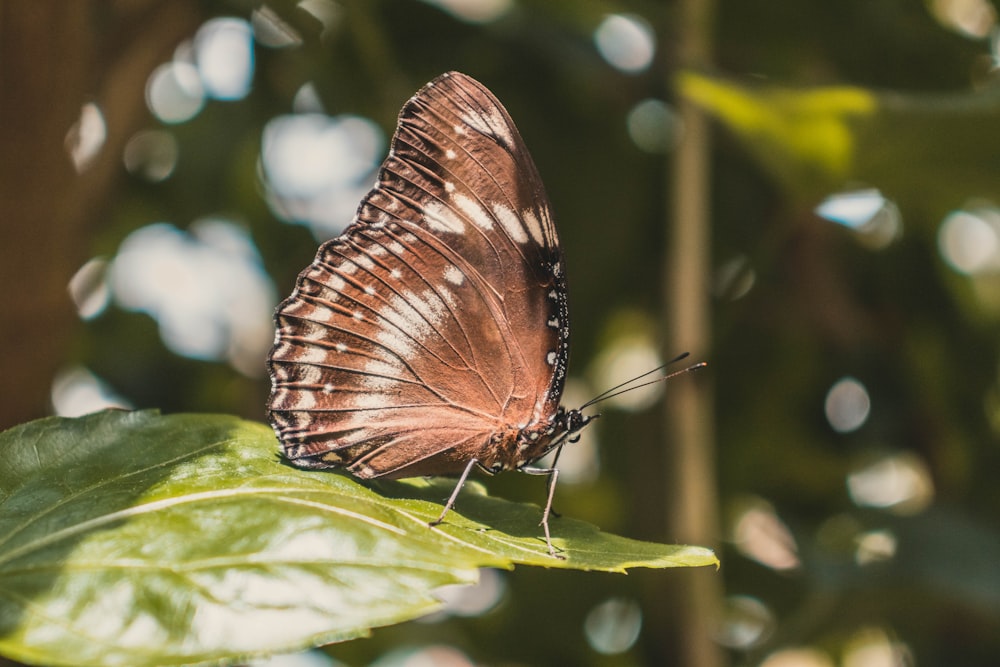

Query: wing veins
372,224,508,409
407,101,555,259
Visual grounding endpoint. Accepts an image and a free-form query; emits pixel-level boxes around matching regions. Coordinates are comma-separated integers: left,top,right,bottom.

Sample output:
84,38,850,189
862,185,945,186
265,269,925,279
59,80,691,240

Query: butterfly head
557,405,597,442
513,406,600,468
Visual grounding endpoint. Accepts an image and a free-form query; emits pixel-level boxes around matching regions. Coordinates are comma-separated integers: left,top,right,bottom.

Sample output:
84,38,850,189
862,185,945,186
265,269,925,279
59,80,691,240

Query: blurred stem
662,0,723,665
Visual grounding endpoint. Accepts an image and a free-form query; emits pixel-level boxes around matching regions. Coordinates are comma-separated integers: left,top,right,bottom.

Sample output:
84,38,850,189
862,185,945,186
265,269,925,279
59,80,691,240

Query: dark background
3,1,1000,665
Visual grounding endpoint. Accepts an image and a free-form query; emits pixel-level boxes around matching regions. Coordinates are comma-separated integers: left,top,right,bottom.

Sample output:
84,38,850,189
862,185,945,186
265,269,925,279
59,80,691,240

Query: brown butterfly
269,72,616,557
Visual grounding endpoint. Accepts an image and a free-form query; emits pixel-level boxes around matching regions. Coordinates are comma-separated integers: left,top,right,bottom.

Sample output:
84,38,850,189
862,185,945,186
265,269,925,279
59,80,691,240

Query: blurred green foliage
13,0,1000,665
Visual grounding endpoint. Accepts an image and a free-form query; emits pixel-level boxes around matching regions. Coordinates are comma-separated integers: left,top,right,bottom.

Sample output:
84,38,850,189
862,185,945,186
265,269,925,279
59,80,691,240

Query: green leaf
0,410,717,667
678,70,877,198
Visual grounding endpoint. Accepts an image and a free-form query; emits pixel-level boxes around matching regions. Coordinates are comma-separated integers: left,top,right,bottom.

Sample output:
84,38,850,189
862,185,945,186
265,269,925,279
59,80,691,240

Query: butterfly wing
267,72,571,478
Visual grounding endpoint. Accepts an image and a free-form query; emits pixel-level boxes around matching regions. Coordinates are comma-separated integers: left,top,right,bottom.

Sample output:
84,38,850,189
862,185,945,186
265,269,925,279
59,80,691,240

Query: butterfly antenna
580,355,706,410
580,352,690,407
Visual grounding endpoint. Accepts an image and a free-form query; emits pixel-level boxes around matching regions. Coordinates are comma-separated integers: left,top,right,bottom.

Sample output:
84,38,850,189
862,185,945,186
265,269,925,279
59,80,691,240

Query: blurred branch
0,1,200,429
661,0,724,665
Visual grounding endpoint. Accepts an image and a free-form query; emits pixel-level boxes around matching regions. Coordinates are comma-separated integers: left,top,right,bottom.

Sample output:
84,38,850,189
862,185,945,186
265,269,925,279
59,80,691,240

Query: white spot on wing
423,201,465,234
444,265,465,285
298,365,322,383
353,393,392,410
521,209,546,246
461,108,514,148
375,321,415,358
382,296,426,339
546,351,557,365
287,300,336,323
454,194,493,231
363,374,395,391
296,346,336,364
493,203,528,244
379,288,447,347
294,390,316,409
326,274,346,292
363,357,404,381
539,207,555,236
446,149,457,159
411,288,447,326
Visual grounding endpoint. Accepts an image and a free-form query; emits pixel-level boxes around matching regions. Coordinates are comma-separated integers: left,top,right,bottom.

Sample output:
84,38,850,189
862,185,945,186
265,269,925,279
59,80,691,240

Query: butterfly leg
429,457,479,528
521,453,565,559
544,443,567,517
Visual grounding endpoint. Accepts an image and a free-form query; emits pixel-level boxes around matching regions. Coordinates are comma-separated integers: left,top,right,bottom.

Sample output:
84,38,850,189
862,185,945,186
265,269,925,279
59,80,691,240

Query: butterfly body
268,72,590,555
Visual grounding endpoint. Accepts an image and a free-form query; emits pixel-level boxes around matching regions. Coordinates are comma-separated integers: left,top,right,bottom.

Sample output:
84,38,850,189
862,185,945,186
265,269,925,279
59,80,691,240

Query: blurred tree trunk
0,1,200,429
659,0,724,664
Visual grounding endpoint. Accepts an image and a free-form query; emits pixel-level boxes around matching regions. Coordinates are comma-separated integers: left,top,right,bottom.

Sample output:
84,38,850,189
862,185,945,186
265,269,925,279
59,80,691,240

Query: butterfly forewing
268,72,571,478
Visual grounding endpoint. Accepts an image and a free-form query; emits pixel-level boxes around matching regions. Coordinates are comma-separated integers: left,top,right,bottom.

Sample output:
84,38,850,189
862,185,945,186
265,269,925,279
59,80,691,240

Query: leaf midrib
0,486,410,568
